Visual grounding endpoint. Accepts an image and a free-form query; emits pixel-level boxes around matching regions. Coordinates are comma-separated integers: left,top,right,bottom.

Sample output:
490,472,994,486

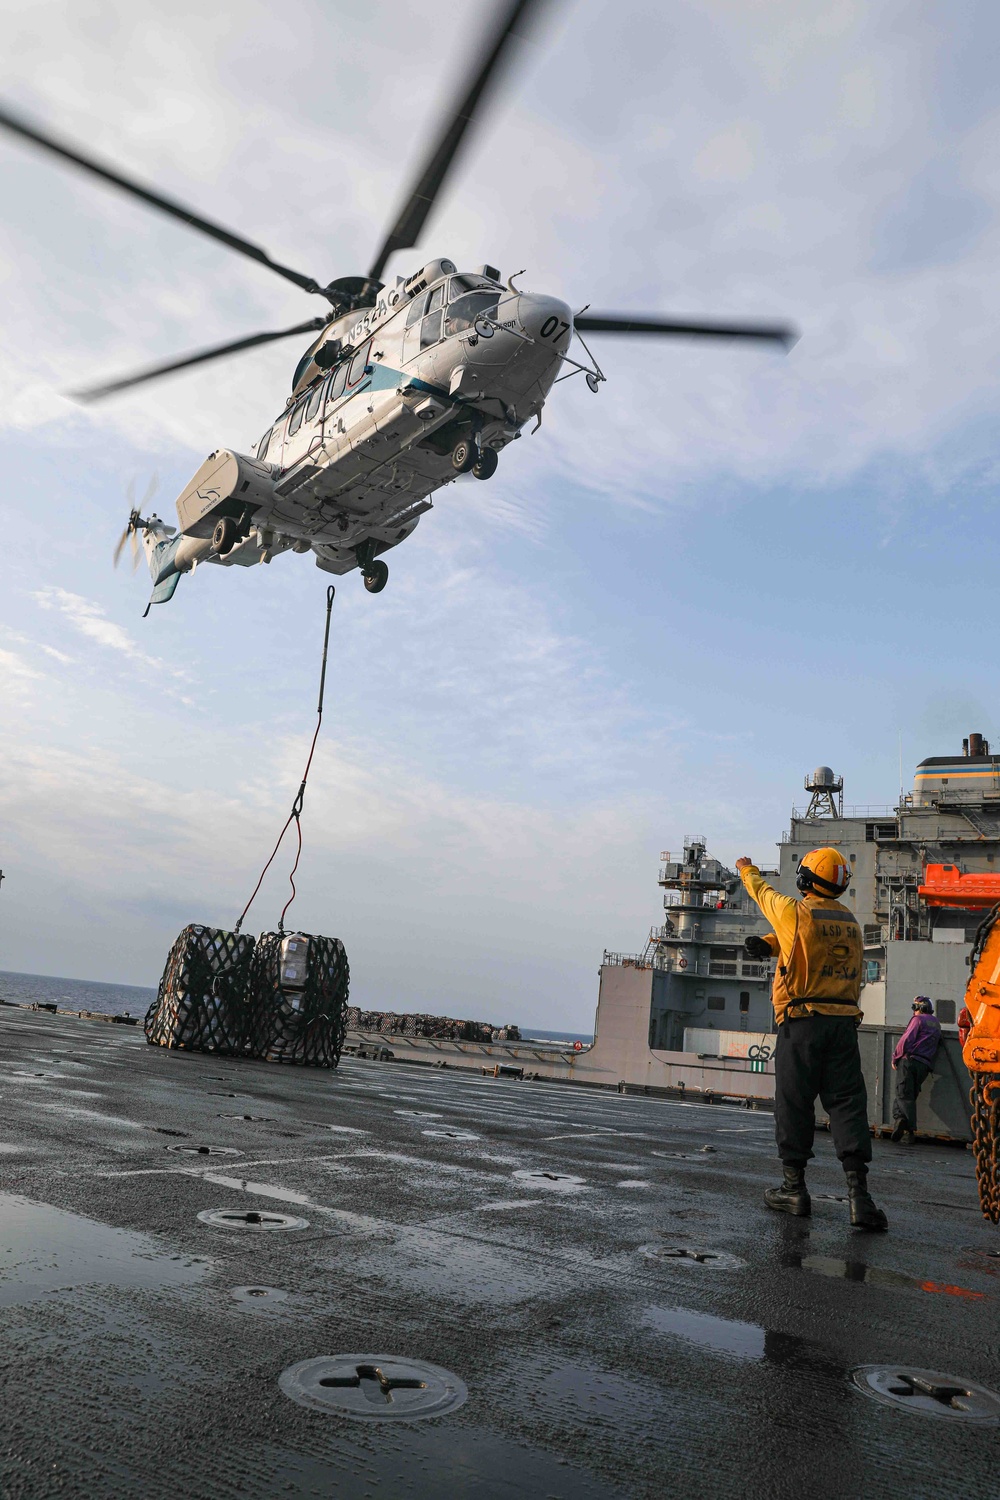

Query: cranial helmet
796,847,851,896
912,996,933,1014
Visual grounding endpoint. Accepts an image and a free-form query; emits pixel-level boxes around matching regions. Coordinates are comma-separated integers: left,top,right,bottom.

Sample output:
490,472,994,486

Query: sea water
0,969,592,1038
0,969,156,1018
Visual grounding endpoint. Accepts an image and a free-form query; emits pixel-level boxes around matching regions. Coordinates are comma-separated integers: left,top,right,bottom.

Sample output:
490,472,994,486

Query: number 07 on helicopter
0,0,796,613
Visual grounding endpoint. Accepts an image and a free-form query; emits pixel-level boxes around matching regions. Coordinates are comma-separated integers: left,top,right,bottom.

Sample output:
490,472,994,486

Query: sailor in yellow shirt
736,847,887,1232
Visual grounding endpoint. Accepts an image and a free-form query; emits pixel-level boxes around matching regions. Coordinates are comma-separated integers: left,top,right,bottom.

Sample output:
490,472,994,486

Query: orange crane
920,865,1000,1221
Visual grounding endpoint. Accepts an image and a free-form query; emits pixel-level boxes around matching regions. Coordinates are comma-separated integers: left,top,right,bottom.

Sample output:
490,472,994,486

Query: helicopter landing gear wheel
472,447,498,480
363,559,389,593
212,516,238,555
451,438,478,474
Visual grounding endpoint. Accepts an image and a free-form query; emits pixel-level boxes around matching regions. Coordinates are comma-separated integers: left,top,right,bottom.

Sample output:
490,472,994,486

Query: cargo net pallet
345,1007,520,1043
145,925,349,1068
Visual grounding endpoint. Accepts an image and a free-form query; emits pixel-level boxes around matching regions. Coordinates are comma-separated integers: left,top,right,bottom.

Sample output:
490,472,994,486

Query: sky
1,0,1000,1029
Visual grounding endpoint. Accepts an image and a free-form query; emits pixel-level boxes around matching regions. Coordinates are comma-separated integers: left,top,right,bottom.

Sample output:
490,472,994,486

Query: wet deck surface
2,1006,999,1499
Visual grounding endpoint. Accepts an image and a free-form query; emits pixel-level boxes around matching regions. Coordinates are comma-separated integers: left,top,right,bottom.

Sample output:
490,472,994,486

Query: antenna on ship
803,766,843,820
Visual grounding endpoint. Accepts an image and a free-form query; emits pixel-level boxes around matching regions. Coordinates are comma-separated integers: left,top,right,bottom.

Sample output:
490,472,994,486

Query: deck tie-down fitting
886,1374,974,1409
319,1365,427,1406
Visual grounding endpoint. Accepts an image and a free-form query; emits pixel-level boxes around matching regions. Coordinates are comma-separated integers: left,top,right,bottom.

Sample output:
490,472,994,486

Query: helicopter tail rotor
113,508,141,569
113,475,160,568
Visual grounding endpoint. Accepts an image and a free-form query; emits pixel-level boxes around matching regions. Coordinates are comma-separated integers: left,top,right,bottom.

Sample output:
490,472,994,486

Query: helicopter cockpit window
287,397,307,437
405,291,428,327
305,380,324,423
449,274,497,298
291,348,314,391
446,290,501,336
257,428,272,460
425,282,445,315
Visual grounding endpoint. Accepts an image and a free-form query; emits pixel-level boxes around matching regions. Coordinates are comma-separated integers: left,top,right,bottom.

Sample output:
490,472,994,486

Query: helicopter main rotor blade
69,316,329,402
367,0,549,283
575,313,798,347
0,102,325,298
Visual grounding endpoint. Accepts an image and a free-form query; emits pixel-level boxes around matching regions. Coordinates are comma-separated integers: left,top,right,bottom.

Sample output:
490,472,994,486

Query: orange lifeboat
918,862,1000,908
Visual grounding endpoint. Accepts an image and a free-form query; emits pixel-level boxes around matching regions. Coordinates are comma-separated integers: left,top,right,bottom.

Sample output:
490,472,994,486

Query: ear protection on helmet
795,847,851,896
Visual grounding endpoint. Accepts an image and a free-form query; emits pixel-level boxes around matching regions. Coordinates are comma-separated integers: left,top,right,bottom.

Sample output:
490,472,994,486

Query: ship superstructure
776,736,1000,1029
607,733,1000,1051
640,837,778,1049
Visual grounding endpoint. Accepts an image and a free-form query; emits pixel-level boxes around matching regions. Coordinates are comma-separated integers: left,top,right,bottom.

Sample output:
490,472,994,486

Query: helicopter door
401,283,446,363
400,290,428,363
418,283,446,353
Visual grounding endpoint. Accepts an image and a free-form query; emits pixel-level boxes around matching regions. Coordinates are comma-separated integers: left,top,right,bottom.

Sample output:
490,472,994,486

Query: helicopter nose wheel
363,559,389,593
451,438,478,474
472,447,498,480
212,516,238,555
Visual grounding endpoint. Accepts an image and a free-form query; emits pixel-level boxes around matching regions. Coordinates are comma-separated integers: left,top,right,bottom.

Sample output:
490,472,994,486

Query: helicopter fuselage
152,259,575,602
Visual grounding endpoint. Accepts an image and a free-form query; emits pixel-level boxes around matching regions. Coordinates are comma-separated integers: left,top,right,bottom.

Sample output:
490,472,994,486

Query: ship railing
649,924,776,945
602,951,652,970
784,804,897,829
649,956,773,980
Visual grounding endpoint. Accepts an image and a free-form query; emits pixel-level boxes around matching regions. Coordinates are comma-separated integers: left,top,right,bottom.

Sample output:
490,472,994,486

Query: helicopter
0,0,796,612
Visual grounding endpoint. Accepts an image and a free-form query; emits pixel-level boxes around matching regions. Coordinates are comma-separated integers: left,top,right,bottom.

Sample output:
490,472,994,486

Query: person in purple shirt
890,997,942,1144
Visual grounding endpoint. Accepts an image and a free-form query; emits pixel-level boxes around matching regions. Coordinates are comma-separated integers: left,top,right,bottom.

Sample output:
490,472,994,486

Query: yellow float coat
739,865,863,1025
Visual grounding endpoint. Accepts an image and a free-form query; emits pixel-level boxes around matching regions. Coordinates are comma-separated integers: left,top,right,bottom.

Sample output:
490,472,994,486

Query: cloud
0,645,43,687
0,0,998,511
1,0,999,1027
0,719,656,1023
2,628,74,666
31,586,181,676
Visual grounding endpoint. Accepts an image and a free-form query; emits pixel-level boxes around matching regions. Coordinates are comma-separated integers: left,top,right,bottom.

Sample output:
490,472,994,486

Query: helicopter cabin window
305,380,324,424
446,289,500,337
420,309,443,350
287,396,307,437
257,428,272,460
348,338,373,386
329,359,349,403
425,282,446,315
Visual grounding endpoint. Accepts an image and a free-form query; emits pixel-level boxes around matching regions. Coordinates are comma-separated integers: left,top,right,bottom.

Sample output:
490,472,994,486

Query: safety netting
248,930,350,1068
145,925,349,1067
144,925,256,1054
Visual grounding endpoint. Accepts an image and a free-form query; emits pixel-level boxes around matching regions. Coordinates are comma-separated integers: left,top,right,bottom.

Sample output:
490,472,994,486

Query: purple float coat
892,1013,943,1067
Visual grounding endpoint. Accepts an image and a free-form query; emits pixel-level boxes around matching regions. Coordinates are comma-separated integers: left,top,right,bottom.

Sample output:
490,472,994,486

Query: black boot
890,1119,907,1143
764,1165,811,1217
845,1168,888,1231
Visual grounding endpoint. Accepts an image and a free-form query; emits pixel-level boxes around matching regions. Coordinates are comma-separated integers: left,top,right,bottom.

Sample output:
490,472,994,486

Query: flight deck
1,1005,998,1499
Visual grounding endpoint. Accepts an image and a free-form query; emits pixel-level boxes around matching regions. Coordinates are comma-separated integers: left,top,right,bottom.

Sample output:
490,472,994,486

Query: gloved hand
744,935,773,961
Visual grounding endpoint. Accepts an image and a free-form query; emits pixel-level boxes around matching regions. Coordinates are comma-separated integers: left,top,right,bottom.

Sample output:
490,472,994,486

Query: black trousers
892,1056,931,1130
774,1014,872,1173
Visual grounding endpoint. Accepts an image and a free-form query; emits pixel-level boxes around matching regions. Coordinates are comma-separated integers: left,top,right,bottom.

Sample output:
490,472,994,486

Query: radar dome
811,766,836,786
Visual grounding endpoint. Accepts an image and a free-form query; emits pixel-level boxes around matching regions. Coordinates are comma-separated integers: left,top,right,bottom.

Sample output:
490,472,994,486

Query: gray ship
357,739,985,1143
645,740,996,1044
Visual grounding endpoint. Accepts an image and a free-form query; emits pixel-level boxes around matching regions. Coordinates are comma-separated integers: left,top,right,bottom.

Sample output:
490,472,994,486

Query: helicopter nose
515,294,574,352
